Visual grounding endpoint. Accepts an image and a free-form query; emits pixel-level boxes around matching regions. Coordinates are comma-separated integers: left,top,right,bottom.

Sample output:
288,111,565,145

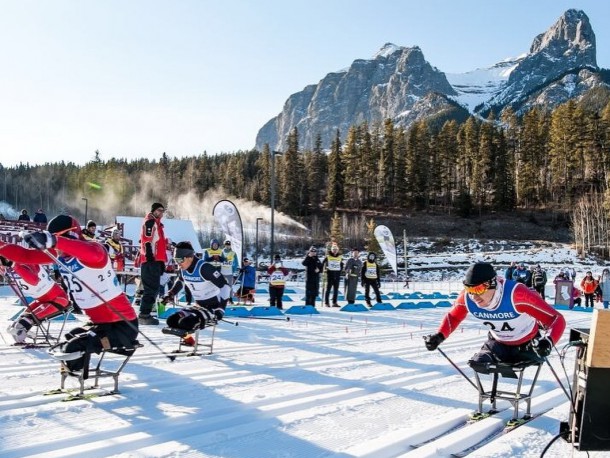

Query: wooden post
586,309,610,368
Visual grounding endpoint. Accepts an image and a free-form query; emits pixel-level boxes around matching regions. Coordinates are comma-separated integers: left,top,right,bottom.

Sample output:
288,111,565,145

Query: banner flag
212,200,244,267
374,225,397,275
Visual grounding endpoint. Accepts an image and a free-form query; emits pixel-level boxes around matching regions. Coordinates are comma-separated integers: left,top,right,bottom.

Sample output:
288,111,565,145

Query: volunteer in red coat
424,262,565,368
138,202,168,325
1,215,138,371
0,245,70,344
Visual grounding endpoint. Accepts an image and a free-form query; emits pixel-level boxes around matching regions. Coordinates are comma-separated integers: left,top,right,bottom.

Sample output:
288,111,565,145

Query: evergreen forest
2,91,610,253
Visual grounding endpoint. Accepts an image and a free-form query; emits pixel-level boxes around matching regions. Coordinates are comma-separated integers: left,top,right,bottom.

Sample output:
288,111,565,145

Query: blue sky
0,0,608,167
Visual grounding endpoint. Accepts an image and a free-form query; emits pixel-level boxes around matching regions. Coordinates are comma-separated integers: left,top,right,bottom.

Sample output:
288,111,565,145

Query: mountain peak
373,43,404,59
530,9,596,64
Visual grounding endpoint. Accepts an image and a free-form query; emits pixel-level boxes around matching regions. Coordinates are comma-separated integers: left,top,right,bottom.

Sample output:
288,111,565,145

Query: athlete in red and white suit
1,215,139,370
425,262,565,365
0,244,70,343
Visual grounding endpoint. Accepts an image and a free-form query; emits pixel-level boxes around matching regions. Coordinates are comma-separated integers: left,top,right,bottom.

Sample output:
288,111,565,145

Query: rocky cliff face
256,44,463,151
256,9,607,151
481,9,598,114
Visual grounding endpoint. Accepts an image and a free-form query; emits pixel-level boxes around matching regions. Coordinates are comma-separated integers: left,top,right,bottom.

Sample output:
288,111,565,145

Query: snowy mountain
256,9,608,151
445,56,524,112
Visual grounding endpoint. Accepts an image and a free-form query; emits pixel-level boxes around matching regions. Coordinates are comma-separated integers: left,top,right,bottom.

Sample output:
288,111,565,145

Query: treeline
2,90,610,227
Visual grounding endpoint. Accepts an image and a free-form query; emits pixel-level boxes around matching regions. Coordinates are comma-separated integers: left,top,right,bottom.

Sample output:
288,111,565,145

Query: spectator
138,203,168,325
322,243,343,307
504,261,517,281
18,209,30,222
302,246,322,306
598,268,610,309
82,220,97,241
344,247,363,304
33,208,48,224
361,252,382,307
512,262,532,287
267,254,289,309
220,240,239,302
424,262,566,368
236,257,257,304
531,265,547,299
104,228,125,272
203,239,225,272
580,271,598,308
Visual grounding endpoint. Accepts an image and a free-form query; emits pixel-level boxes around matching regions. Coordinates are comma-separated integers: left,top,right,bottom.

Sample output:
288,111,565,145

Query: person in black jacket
302,246,322,306
361,252,382,307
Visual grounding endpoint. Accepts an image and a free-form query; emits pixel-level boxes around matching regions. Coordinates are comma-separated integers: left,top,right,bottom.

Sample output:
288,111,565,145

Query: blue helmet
210,238,219,249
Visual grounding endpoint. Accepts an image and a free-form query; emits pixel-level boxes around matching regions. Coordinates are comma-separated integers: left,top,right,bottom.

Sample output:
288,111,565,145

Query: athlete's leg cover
7,315,34,343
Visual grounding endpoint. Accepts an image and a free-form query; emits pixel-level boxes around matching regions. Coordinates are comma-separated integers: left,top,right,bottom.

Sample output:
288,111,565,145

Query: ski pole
436,346,479,391
39,247,177,362
245,315,290,322
544,357,572,402
221,318,239,326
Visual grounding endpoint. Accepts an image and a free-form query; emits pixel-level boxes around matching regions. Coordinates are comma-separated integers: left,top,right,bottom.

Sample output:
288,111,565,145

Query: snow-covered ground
1,240,608,457
0,279,606,458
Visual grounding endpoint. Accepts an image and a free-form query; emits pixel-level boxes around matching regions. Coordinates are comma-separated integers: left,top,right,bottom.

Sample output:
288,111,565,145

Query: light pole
81,197,88,223
270,150,283,261
255,217,263,269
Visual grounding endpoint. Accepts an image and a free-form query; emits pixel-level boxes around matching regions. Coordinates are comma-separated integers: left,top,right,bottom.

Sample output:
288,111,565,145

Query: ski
42,387,120,402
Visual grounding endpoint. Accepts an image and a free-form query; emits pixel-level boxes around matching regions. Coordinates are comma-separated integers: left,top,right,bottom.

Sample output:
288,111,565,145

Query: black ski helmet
463,262,497,287
368,252,376,261
47,215,82,239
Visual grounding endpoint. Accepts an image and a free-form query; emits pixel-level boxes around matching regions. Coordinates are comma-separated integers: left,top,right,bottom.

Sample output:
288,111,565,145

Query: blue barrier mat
251,306,285,317
370,303,395,310
285,305,320,315
340,304,369,312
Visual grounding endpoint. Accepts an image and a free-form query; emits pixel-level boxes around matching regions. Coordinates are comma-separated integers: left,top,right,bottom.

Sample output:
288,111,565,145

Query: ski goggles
464,282,490,295
174,257,187,264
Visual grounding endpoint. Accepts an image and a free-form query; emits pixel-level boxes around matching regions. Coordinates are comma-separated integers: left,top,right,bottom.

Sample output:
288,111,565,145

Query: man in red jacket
138,203,168,325
424,262,566,368
1,215,138,371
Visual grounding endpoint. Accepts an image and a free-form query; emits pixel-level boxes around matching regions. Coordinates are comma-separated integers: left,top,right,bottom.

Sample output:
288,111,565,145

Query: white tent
116,216,202,253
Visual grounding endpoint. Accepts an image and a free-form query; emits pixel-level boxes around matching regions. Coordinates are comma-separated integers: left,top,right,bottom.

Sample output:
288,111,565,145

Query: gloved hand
0,256,12,267
22,231,57,250
424,332,445,351
160,293,174,305
212,308,225,321
145,244,155,263
534,337,553,357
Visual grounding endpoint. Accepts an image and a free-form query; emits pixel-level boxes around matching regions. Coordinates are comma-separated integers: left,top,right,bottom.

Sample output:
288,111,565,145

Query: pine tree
279,127,304,214
329,211,344,247
364,218,382,256
327,129,344,210
342,126,361,208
